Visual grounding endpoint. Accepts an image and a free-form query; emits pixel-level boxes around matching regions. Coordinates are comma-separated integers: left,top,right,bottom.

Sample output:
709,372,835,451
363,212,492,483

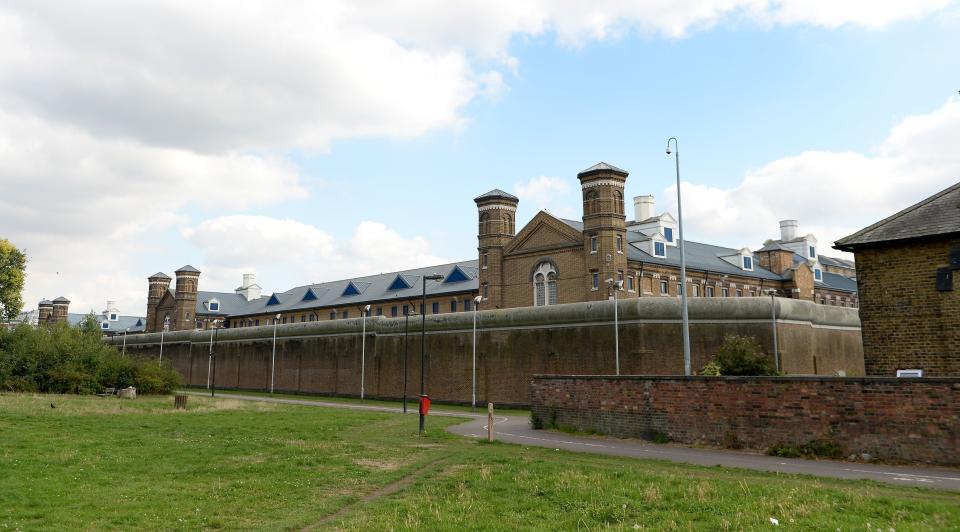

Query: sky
2,1,959,317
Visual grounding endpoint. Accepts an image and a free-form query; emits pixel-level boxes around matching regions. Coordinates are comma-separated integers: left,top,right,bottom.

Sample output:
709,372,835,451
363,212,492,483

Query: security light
474,295,483,304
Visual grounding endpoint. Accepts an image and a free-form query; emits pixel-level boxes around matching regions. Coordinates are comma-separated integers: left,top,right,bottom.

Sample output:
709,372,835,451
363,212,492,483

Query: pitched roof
149,272,172,280
175,264,201,273
757,241,792,252
835,181,960,250
474,189,519,203
626,234,783,281
67,313,147,332
578,162,628,177
53,296,70,303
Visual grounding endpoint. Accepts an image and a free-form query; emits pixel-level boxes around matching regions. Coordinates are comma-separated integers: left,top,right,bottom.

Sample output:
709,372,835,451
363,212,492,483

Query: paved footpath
186,391,960,492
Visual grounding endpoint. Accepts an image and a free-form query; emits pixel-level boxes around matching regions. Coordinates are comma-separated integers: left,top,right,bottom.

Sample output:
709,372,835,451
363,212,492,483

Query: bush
768,439,844,460
709,335,777,376
699,361,722,376
0,316,180,395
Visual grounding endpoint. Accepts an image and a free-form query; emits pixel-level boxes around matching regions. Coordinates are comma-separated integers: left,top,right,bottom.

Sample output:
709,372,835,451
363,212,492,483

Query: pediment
505,211,583,255
156,290,176,309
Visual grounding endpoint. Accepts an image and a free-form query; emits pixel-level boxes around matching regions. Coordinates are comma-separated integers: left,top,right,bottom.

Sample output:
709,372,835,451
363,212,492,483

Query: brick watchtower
173,265,200,331
37,299,53,324
51,296,70,323
146,272,172,333
475,189,519,309
578,163,628,301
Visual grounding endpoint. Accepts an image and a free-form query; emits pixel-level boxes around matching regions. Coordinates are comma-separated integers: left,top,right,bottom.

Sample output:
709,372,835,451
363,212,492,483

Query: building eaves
835,181,960,250
474,189,519,203
577,162,629,178
175,264,201,274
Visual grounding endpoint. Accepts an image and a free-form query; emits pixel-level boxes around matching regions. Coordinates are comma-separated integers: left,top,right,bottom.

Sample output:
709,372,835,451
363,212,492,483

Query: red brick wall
530,375,960,465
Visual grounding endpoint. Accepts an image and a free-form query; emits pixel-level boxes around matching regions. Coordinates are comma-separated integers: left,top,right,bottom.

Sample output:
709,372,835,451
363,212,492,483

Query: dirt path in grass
301,457,446,531
183,391,960,492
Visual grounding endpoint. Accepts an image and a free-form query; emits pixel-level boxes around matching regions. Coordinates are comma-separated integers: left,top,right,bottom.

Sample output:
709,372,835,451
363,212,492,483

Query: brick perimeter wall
530,375,960,465
109,297,863,406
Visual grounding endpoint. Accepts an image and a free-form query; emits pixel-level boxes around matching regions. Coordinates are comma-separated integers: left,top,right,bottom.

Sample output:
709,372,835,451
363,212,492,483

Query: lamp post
207,322,216,389
606,279,623,375
766,289,781,372
270,313,280,394
360,304,371,400
403,306,414,414
122,328,129,357
159,316,170,367
666,137,691,376
471,295,484,411
208,319,222,397
420,273,444,434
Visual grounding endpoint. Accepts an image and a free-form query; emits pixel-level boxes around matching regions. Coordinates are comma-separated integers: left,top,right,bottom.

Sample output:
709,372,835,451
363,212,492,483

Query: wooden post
487,402,494,442
174,393,188,410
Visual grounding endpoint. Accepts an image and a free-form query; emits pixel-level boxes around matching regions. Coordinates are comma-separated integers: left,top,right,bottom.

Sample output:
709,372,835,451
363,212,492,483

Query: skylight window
444,265,470,283
387,275,412,291
342,282,361,297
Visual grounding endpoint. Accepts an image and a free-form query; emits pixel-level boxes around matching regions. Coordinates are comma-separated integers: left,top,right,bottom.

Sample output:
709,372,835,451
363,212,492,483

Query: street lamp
666,137,692,376
766,289,781,372
122,328,129,357
606,279,624,375
270,313,281,394
159,316,170,367
471,295,484,411
402,305,417,414
210,319,222,397
360,304,371,400
420,273,444,434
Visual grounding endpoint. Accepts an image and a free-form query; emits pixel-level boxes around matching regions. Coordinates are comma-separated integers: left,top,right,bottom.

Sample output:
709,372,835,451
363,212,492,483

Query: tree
0,239,27,322
709,335,778,376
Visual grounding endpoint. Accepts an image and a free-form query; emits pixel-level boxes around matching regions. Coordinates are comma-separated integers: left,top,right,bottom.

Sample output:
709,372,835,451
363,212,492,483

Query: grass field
1,393,958,531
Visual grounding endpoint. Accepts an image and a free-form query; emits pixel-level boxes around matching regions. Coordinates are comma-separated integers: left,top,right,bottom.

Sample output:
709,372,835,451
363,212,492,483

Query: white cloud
182,216,449,293
3,0,955,315
514,175,577,219
663,98,960,256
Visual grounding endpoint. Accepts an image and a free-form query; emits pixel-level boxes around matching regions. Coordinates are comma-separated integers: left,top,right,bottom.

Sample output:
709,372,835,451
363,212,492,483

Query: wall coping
109,297,859,346
531,374,960,384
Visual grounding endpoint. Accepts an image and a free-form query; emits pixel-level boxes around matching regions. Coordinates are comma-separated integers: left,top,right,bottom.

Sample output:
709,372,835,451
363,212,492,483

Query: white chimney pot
634,195,655,222
779,219,799,241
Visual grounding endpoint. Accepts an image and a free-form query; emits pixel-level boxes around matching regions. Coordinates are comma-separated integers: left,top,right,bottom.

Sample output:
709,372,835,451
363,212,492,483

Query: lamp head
275,313,281,320
363,304,371,311
473,295,483,304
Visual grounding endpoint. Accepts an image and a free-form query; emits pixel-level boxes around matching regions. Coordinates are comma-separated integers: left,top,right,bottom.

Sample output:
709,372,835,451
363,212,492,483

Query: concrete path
184,391,960,492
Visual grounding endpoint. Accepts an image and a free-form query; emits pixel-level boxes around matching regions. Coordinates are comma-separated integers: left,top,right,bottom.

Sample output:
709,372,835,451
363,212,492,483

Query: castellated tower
475,189,519,309
146,272,172,333
37,299,53,324
578,163,628,301
51,296,70,323
173,265,200,331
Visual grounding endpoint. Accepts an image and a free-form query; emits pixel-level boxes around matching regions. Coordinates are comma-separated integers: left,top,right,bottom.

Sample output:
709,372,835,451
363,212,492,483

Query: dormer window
654,241,666,257
664,227,673,243
109,313,118,321
101,321,109,330
209,301,220,312
809,245,816,258
814,268,823,281
742,256,753,271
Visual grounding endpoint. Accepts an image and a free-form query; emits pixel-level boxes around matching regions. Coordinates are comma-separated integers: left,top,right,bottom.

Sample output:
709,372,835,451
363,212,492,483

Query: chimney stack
779,219,799,241
236,273,261,301
242,273,255,288
634,195,655,222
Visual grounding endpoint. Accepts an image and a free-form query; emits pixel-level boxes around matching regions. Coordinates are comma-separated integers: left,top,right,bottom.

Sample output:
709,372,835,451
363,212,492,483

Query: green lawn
0,394,957,531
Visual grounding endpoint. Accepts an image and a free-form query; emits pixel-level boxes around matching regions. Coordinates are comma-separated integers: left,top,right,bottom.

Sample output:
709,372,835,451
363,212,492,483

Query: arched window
504,213,513,234
535,273,545,306
613,190,624,214
479,212,490,234
532,262,558,306
583,189,599,215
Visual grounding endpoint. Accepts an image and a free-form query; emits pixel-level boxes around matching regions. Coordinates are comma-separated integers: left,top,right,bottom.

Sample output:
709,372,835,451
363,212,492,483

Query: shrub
699,361,722,376
0,317,181,395
710,335,777,376
768,439,844,459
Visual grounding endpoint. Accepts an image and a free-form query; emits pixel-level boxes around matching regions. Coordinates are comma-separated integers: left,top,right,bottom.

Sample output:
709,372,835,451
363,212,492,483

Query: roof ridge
836,180,960,247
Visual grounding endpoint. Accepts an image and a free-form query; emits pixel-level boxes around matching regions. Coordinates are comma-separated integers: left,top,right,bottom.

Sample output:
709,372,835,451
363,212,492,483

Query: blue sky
2,1,959,314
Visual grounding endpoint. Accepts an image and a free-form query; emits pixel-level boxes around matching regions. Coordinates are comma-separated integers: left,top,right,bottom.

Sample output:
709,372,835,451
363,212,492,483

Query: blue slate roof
67,313,147,333
195,260,480,318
